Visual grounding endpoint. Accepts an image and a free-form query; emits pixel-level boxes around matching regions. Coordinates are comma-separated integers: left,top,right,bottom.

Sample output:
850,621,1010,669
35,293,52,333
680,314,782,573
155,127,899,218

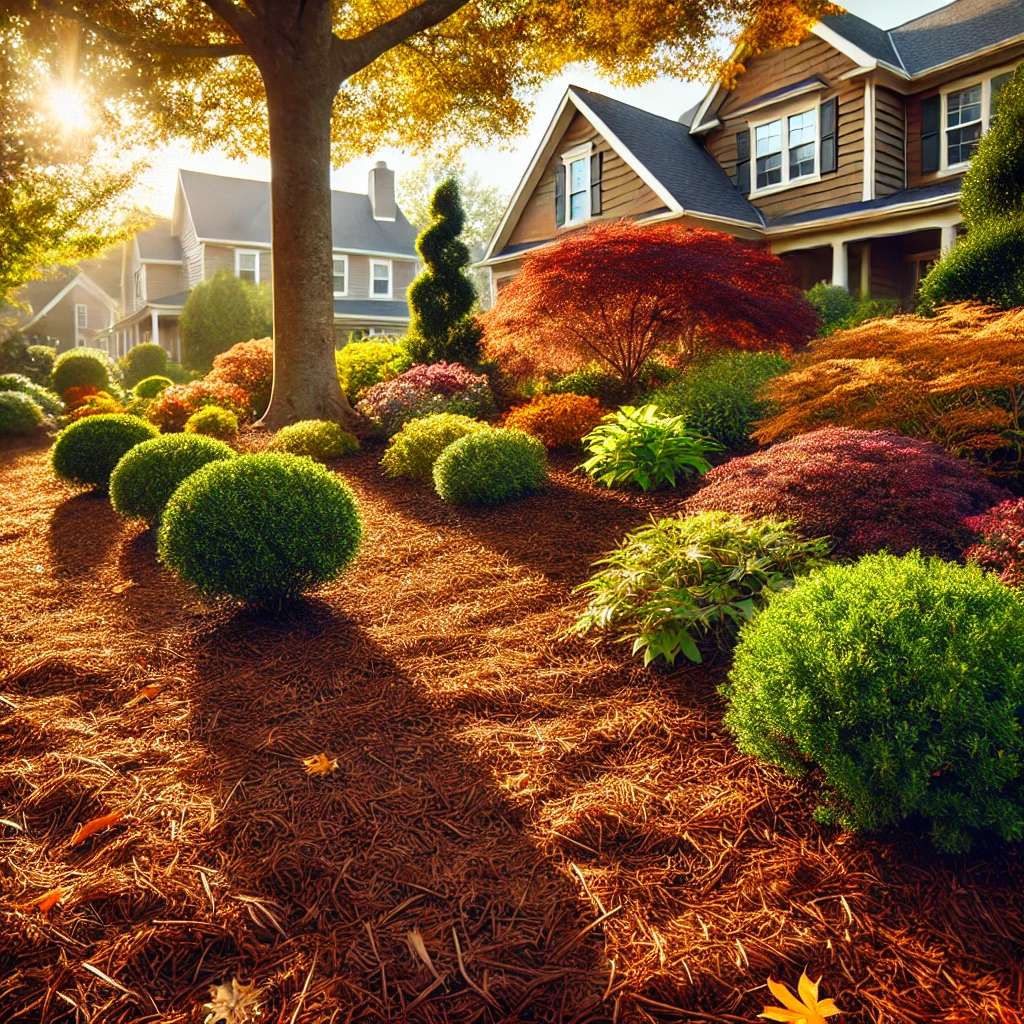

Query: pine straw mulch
1,433,1023,1024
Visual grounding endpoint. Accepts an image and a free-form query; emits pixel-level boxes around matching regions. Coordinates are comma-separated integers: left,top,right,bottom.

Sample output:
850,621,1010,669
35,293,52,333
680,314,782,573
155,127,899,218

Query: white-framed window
560,142,593,226
752,104,818,194
370,259,392,299
332,255,348,298
942,69,1015,171
235,249,260,284
134,265,146,305
75,304,87,329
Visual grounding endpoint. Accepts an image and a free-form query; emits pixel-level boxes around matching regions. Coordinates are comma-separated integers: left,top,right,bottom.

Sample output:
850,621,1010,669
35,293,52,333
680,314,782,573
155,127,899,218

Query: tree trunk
256,26,360,430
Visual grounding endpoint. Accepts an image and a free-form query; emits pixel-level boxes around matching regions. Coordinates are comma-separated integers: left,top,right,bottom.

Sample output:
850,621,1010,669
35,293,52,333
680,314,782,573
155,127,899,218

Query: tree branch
199,0,258,44
331,0,472,85
37,0,249,57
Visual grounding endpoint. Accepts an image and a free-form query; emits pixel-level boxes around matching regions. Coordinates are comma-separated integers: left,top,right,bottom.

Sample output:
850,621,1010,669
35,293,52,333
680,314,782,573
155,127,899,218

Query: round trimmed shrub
0,391,44,435
121,342,168,388
184,405,239,441
381,413,487,481
51,347,117,396
336,339,412,401
0,373,62,416
433,427,547,505
158,453,363,603
722,552,1024,853
110,434,237,522
503,393,605,448
133,375,174,400
51,414,159,488
268,419,359,460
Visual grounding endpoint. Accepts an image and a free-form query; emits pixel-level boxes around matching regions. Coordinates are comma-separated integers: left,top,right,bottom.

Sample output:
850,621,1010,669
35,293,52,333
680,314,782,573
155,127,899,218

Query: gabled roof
137,218,183,262
818,12,904,70
176,170,418,256
16,269,119,329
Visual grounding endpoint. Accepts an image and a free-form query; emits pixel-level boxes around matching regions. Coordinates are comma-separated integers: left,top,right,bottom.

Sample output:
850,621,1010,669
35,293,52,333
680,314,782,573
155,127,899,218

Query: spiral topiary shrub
51,347,117,396
132,375,174,400
504,393,606,449
0,373,62,416
381,412,487,481
110,433,237,522
433,428,547,505
120,342,168,388
722,552,1024,853
0,391,44,435
51,414,159,488
184,405,239,441
268,419,359,460
158,453,363,603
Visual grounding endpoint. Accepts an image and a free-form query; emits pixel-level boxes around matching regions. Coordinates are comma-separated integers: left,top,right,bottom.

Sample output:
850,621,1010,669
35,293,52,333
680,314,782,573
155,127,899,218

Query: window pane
788,109,815,147
569,191,587,221
569,158,587,192
948,122,982,165
755,120,782,157
947,85,982,128
992,72,1013,117
756,152,782,189
237,252,257,283
372,263,390,295
790,141,816,179
333,258,346,293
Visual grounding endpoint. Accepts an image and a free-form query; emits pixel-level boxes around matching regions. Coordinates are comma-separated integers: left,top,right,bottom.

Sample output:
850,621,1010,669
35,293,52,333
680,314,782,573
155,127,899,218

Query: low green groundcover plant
0,373,62,416
184,405,239,440
110,434,237,523
158,453,363,603
269,420,359,460
722,551,1024,853
433,427,546,505
51,347,118,396
0,391,44,435
132,375,174,400
579,404,720,490
572,512,828,665
651,352,790,449
51,414,159,488
381,412,487,481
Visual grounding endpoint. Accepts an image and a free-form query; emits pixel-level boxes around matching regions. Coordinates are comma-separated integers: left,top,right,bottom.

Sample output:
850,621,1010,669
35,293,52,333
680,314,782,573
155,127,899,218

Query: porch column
859,242,871,298
941,224,960,255
831,241,849,290
150,310,159,348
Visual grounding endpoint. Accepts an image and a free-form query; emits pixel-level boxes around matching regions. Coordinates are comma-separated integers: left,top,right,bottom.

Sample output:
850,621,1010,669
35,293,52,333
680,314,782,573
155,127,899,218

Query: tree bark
255,9,360,430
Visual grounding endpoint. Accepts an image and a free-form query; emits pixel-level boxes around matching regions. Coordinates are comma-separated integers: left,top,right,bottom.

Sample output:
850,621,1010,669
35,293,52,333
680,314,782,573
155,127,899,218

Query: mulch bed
1,433,1022,1024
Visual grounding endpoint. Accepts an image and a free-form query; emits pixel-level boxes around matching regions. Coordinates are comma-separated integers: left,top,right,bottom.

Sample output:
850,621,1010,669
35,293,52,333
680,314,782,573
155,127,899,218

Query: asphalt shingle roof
333,298,410,319
178,170,419,255
819,12,904,68
136,218,183,261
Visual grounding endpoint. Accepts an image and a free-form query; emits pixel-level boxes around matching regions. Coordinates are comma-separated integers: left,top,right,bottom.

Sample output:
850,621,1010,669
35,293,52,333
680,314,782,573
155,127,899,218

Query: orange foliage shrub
502,393,606,448
206,338,274,418
753,303,1024,479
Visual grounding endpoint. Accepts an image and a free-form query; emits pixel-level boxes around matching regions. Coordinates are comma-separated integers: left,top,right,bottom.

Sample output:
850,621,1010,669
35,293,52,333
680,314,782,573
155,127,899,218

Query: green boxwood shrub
268,420,359,460
381,412,487,481
158,453,363,603
650,352,790,449
433,427,547,505
572,512,829,665
543,363,625,404
0,391,44,435
0,373,62,415
722,551,1024,853
184,405,239,440
51,347,118,396
133,375,174,400
120,342,168,388
51,413,159,488
25,344,56,384
336,339,412,402
110,434,237,522
805,283,856,334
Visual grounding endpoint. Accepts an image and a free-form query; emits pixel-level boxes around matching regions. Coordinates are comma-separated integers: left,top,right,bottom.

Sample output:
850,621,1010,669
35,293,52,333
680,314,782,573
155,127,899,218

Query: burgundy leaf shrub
686,427,1007,559
964,499,1024,586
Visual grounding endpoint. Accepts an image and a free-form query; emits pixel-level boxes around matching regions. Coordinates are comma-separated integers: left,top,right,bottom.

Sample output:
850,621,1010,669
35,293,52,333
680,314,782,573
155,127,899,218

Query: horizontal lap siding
144,263,184,301
875,87,906,196
204,245,234,279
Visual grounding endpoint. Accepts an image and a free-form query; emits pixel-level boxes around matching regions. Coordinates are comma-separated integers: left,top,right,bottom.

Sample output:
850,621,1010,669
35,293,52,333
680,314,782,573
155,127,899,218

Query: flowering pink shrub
355,361,492,435
963,499,1024,586
148,380,251,432
686,427,1007,559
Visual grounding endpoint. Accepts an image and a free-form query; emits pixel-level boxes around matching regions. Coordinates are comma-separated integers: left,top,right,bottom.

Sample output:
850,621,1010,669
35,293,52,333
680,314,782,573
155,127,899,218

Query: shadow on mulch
48,491,124,579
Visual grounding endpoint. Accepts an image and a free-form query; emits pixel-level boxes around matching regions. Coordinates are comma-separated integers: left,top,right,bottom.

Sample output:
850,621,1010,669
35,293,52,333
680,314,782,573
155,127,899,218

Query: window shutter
820,97,838,174
590,151,603,216
555,164,566,227
734,131,751,195
921,95,941,174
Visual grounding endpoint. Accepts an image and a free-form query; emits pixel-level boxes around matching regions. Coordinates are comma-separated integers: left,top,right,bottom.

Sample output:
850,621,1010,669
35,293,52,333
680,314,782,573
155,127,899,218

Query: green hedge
381,413,486,481
51,414,159,488
51,347,117,396
268,420,359,460
0,391,44,435
433,428,546,505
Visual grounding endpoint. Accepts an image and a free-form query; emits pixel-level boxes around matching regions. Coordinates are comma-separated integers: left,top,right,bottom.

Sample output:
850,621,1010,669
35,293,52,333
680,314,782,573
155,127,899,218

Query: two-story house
482,0,1023,309
107,161,418,360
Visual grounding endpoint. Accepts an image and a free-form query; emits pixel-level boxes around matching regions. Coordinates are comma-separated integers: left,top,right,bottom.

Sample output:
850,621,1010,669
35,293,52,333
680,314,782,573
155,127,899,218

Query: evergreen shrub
381,412,487,481
184,405,239,440
120,342,168,388
336,339,412,401
0,391,44,435
132,375,174,400
51,347,117,395
51,414,158,488
268,420,359,460
433,428,546,505
0,373,62,415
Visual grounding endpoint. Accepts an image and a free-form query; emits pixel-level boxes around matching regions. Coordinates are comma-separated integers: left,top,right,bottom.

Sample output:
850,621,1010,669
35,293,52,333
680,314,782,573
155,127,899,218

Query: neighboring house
483,0,1024,309
11,251,122,352
106,161,418,359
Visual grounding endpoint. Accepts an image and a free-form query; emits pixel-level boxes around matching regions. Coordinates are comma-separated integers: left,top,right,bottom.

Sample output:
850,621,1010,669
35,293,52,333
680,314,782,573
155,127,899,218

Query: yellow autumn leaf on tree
302,753,338,776
760,972,842,1024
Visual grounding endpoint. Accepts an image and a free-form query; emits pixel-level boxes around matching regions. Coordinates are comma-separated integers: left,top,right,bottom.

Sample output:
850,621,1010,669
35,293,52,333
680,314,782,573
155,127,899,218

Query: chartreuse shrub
573,512,829,665
120,342,167,388
51,347,117,396
0,373,62,415
269,419,359,460
51,414,159,488
433,428,546,505
336,339,412,402
132,375,174,400
158,453,363,604
0,391,44,435
651,351,790,449
381,412,486,481
723,552,1024,853
504,393,605,449
579,405,721,490
184,405,239,440
110,434,236,523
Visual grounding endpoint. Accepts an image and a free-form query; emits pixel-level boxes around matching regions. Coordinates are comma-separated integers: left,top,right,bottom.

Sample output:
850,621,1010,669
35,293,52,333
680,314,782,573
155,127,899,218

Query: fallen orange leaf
111,580,137,595
302,752,338,776
760,972,842,1023
69,811,125,848
126,683,165,706
35,888,63,915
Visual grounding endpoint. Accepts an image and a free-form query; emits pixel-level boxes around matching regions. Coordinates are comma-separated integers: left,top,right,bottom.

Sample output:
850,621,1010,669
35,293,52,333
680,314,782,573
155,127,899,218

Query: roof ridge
178,166,372,200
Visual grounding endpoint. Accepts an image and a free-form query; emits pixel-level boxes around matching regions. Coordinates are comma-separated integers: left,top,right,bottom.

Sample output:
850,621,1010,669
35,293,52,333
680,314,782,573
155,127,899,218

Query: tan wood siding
204,244,234,280
506,111,664,249
875,87,906,196
259,250,272,284
179,211,204,290
347,255,369,296
143,263,184,301
392,259,417,297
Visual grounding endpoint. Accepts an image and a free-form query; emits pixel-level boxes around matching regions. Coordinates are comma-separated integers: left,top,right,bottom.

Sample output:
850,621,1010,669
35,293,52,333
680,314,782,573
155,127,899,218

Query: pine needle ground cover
0,434,1021,1022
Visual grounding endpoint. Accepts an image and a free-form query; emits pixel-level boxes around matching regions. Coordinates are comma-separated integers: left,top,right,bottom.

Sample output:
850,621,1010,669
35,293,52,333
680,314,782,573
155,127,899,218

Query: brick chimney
368,160,396,221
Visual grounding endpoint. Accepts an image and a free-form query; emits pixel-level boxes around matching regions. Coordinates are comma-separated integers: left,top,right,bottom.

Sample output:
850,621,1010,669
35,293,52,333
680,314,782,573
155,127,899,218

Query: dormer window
752,106,818,194
555,142,602,227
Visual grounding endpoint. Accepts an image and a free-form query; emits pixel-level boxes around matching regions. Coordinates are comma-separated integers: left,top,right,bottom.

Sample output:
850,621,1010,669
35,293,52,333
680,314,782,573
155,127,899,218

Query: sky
137,0,954,217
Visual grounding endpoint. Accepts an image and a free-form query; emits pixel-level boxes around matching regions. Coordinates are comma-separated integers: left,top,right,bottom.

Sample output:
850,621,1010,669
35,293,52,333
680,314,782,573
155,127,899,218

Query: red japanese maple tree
482,222,818,387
